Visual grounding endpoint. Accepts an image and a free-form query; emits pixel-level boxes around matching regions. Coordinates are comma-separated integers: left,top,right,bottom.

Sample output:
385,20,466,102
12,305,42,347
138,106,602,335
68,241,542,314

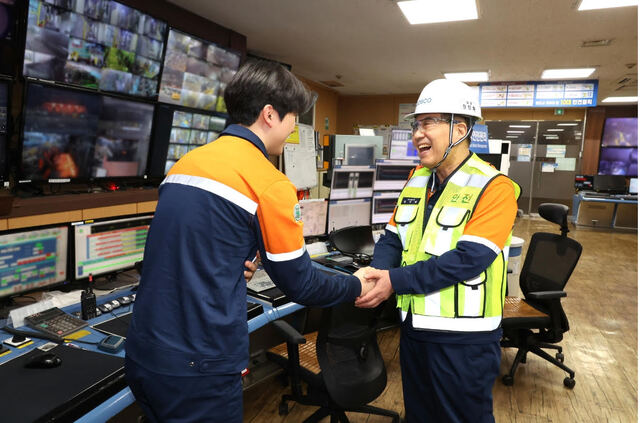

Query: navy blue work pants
125,356,243,423
399,327,501,423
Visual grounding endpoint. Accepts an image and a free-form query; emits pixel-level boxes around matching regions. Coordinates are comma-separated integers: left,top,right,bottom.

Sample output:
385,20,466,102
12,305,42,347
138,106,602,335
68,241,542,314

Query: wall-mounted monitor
601,117,638,147
327,198,371,232
0,0,18,76
329,165,374,200
344,144,375,166
0,225,68,299
147,103,227,177
72,214,152,282
0,80,8,181
158,28,241,112
371,191,400,224
332,135,384,162
20,82,154,182
373,159,417,191
389,129,418,160
23,0,166,98
598,147,637,177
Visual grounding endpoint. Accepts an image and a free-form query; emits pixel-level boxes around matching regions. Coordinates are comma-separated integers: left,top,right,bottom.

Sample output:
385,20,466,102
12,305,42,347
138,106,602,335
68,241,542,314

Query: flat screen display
164,109,226,174
73,214,152,280
598,147,637,177
0,0,17,76
0,225,68,299
601,117,638,147
21,82,154,181
0,80,7,180
24,0,166,98
158,28,241,112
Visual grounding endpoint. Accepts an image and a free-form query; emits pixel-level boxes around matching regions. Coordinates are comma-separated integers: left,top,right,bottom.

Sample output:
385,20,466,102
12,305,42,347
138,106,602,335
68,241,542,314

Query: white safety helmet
405,79,482,120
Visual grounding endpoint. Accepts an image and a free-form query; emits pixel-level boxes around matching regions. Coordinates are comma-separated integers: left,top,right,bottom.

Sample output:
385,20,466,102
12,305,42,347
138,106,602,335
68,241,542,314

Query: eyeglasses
411,116,460,133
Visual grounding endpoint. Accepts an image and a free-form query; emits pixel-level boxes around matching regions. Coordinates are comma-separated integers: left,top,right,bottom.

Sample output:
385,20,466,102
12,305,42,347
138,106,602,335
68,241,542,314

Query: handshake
353,267,394,308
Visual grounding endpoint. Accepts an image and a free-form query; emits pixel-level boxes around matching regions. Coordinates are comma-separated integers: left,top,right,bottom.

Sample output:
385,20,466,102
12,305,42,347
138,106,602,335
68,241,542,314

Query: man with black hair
125,60,372,422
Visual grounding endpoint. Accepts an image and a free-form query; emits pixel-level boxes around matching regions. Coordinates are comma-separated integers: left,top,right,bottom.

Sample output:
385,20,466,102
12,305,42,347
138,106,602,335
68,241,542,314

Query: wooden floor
243,216,638,423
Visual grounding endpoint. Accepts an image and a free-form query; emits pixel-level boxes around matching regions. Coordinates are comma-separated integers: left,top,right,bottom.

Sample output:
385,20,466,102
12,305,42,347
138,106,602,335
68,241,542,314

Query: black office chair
501,203,582,389
267,302,400,422
328,225,375,266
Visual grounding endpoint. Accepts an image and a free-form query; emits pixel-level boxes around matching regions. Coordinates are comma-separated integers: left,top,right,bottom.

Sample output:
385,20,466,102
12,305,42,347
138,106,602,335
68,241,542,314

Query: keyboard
24,307,89,339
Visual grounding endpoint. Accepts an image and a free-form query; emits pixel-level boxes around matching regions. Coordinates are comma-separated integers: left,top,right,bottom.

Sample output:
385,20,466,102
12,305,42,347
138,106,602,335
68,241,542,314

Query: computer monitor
0,225,68,299
601,117,638,147
629,178,638,195
327,198,372,232
329,166,374,200
0,0,18,76
72,214,152,281
389,129,418,160
371,191,400,224
20,82,154,182
299,199,328,237
24,0,166,97
373,160,418,191
344,144,375,166
158,28,241,112
592,175,627,194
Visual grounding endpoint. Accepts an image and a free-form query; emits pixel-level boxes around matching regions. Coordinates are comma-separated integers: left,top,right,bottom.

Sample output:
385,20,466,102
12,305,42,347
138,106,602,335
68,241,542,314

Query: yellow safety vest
393,154,520,332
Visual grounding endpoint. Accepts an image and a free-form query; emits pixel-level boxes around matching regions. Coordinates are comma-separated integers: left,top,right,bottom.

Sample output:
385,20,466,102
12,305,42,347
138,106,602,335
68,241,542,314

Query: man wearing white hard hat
355,79,520,422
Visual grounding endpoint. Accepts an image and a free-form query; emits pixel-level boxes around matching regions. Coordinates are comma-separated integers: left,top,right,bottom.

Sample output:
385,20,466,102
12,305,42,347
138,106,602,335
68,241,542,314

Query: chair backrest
519,203,583,336
315,302,387,409
329,225,375,264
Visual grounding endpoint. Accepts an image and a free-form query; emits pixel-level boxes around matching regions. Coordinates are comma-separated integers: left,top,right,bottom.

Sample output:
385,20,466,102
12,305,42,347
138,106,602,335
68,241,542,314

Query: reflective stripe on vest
394,154,521,332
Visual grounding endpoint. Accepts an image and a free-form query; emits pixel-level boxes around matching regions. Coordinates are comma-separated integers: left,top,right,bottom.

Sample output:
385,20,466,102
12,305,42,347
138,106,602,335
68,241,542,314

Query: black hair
224,60,316,126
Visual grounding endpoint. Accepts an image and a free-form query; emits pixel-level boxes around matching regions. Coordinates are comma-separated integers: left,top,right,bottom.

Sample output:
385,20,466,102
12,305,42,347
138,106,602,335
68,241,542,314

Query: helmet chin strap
430,113,474,173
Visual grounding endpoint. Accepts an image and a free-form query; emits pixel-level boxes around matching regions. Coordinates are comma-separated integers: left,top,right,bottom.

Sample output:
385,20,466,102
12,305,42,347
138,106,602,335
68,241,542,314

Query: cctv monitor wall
20,82,154,182
373,159,418,191
0,225,68,299
371,191,400,224
158,28,241,112
329,166,374,200
72,214,152,281
598,147,638,177
24,0,166,98
327,198,371,232
601,117,638,147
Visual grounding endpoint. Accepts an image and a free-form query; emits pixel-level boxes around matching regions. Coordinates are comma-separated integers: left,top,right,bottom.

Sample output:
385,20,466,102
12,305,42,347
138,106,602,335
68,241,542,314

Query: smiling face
412,113,454,169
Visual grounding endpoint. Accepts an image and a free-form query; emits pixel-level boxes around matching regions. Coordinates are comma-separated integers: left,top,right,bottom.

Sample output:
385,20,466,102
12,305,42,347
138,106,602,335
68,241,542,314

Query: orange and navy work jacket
127,125,360,376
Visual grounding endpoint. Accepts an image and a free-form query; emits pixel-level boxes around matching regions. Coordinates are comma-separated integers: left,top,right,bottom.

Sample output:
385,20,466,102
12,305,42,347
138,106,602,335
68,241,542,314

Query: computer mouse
24,353,62,369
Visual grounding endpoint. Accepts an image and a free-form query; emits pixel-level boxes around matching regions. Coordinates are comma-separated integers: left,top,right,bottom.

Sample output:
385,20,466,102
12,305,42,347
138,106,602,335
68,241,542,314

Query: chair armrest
272,320,306,345
527,290,567,300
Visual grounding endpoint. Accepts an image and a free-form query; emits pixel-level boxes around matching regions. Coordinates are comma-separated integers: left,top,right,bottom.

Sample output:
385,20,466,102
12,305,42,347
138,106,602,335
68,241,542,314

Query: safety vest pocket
395,204,419,251
457,271,487,317
435,206,469,228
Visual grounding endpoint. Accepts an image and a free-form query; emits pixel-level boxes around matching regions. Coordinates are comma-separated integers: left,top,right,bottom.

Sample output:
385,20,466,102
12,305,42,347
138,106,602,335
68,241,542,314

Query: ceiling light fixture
397,0,479,25
505,135,520,139
578,0,637,11
547,129,565,132
557,123,580,126
507,130,525,134
508,125,531,128
602,96,638,103
541,68,596,79
444,71,489,82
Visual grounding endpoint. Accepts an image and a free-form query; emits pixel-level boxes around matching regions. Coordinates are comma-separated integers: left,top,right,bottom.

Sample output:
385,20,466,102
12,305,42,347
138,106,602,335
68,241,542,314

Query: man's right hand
353,266,376,297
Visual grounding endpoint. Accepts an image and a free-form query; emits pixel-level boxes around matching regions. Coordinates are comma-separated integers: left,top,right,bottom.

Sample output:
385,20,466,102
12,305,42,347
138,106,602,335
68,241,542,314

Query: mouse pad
93,312,132,338
0,345,124,422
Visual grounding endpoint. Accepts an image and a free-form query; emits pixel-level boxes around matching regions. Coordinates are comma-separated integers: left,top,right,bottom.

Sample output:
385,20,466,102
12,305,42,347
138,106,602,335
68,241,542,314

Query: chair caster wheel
279,400,289,415
502,375,514,386
556,352,564,363
564,377,575,389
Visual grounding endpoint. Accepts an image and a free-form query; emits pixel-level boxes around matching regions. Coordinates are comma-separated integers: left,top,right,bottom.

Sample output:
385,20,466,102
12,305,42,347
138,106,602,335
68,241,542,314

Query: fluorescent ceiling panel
541,68,595,79
602,96,638,103
444,71,489,82
557,123,580,126
509,125,531,128
398,0,478,24
578,0,637,10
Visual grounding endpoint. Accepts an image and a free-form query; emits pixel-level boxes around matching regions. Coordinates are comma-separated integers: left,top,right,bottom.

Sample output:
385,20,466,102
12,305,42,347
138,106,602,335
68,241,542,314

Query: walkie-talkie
81,273,97,320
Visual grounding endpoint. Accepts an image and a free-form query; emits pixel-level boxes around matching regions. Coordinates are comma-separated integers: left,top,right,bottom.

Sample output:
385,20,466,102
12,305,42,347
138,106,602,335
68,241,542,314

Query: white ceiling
168,0,638,103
